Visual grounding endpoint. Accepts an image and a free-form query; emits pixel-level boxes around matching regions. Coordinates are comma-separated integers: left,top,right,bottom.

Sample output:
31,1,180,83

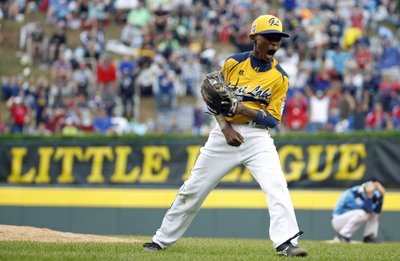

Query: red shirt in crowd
379,80,400,92
354,48,372,69
393,105,400,121
366,104,387,129
285,94,308,130
96,60,117,84
10,104,28,125
350,10,363,28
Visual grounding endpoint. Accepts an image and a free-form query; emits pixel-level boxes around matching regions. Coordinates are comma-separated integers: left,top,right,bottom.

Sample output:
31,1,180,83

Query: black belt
232,121,267,129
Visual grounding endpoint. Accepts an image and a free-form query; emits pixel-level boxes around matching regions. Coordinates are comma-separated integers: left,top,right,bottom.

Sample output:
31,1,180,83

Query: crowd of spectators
0,0,399,136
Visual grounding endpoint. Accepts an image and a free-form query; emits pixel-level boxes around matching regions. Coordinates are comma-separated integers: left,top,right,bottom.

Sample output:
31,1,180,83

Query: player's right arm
215,114,244,147
216,59,245,147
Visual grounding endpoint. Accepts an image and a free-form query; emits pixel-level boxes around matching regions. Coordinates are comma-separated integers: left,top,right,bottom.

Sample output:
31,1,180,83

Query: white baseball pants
152,123,300,248
332,209,380,238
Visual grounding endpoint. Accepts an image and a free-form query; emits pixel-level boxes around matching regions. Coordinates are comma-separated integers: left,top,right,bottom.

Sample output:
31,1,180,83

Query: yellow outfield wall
1,187,400,211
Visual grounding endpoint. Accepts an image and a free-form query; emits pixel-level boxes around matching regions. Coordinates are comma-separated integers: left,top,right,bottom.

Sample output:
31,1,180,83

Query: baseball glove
200,71,238,117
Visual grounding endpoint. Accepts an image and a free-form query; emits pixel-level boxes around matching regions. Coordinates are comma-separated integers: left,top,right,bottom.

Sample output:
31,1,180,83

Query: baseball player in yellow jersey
143,15,308,257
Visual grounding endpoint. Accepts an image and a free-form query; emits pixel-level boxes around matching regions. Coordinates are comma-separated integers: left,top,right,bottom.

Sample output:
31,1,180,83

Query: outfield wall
1,207,400,241
1,133,400,241
1,187,400,241
1,133,400,189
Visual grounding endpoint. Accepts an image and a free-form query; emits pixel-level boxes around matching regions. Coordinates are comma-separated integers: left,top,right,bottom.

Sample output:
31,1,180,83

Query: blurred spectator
114,0,138,24
77,0,90,28
75,93,94,132
157,30,180,59
48,22,67,62
101,85,117,116
181,54,202,97
71,61,95,97
126,1,151,28
354,28,370,47
32,122,52,136
63,94,81,125
393,104,400,130
217,16,233,44
124,110,148,135
62,117,80,136
96,54,117,94
155,69,175,111
191,1,207,36
79,25,106,60
111,116,129,135
342,26,362,51
118,67,136,118
350,7,364,29
135,36,156,63
33,85,48,128
118,55,136,77
47,0,71,24
135,59,160,96
335,88,355,133
366,102,389,131
85,0,110,29
376,38,400,71
10,76,23,97
7,0,25,20
165,54,182,95
120,23,143,48
93,107,114,134
351,101,368,131
280,47,300,95
50,49,73,96
6,96,30,133
284,91,308,131
325,47,352,79
354,43,373,71
314,71,332,93
19,19,39,53
66,0,82,30
192,104,203,135
378,75,400,114
306,88,330,133
326,13,344,50
46,106,65,133
152,4,169,35
27,22,46,63
1,76,12,101
231,21,253,53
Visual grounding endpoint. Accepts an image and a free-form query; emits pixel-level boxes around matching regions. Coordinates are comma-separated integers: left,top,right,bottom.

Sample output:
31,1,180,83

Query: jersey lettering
222,52,289,122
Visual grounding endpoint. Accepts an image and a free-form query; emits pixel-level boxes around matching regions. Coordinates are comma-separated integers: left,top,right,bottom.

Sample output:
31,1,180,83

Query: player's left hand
221,125,244,147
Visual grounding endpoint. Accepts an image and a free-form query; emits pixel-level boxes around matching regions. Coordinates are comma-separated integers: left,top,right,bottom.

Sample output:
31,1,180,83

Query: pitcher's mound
0,225,142,243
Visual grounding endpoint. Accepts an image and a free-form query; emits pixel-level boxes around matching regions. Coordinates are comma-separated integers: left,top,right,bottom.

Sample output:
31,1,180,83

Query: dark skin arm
235,104,259,120
365,181,386,198
215,114,244,147
215,104,259,147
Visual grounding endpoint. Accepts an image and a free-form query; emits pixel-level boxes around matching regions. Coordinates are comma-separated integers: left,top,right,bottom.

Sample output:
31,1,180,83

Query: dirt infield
0,225,142,243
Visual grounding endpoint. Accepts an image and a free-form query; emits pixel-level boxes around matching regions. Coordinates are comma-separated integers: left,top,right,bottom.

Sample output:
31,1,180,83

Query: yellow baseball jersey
220,51,289,123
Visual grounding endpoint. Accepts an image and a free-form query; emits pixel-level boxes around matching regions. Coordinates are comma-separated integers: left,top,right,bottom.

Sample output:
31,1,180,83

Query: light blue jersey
333,183,383,215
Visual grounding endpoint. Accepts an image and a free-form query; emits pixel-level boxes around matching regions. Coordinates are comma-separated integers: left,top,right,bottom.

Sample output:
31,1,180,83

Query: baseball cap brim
257,30,290,38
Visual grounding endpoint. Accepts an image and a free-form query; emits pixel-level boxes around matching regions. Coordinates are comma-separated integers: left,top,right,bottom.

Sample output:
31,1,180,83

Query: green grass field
1,237,400,261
